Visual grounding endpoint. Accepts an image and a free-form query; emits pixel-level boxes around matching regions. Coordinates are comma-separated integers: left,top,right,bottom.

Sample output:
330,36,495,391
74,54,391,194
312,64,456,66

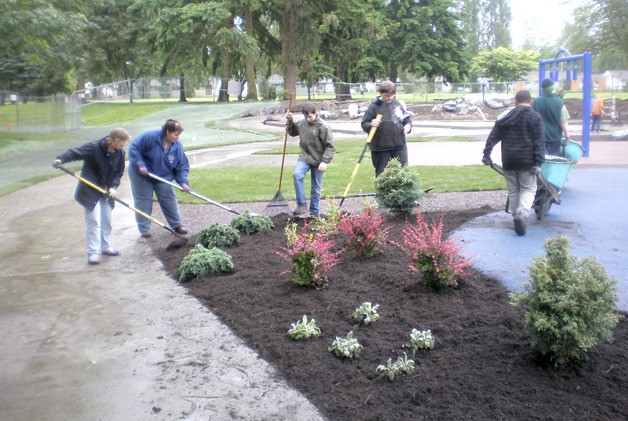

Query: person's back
532,78,570,155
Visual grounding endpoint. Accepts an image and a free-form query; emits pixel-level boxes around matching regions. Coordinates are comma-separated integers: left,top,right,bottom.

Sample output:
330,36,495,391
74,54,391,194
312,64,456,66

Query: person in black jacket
361,81,412,176
54,128,129,264
482,90,545,236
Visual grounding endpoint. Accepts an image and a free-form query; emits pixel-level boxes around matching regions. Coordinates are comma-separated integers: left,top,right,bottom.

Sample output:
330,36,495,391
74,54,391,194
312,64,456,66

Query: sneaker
174,226,188,234
87,254,100,265
513,214,527,236
102,247,119,256
140,232,152,238
292,205,308,216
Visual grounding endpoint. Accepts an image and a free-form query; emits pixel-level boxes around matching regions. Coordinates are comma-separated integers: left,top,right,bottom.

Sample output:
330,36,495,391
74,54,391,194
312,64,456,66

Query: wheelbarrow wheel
534,189,553,221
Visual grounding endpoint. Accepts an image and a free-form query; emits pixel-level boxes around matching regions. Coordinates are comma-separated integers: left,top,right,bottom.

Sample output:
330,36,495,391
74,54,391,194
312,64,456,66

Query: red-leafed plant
397,212,472,290
337,204,391,258
276,223,343,288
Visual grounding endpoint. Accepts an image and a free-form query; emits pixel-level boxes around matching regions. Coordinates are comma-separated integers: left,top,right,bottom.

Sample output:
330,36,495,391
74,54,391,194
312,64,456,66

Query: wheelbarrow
488,140,585,221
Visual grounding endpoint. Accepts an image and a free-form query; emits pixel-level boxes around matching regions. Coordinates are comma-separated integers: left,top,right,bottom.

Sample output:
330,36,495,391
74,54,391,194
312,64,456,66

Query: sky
509,0,586,49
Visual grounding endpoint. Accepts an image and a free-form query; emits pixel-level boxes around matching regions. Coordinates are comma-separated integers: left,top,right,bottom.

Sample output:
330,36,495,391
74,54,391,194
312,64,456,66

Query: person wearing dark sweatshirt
483,90,546,236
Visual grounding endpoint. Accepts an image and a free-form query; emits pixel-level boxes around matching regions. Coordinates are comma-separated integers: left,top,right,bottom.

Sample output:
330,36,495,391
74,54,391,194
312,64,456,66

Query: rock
347,103,360,118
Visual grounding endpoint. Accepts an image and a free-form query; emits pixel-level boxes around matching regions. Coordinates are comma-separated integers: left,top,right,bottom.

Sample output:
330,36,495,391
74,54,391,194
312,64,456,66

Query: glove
107,188,116,198
531,166,541,175
180,184,191,193
138,166,148,176
560,138,569,146
481,157,491,166
52,159,61,168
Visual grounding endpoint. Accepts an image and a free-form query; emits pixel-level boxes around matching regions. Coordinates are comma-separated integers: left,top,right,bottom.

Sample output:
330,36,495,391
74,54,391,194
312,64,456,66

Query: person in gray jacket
482,90,546,236
286,103,336,217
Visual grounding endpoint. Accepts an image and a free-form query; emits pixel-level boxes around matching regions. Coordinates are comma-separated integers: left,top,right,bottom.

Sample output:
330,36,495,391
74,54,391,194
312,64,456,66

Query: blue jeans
293,160,324,215
591,115,602,132
84,198,113,256
128,166,183,233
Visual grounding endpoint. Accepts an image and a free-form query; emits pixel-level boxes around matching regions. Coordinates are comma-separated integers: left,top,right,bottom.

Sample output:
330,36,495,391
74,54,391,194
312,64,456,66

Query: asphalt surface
1,107,627,420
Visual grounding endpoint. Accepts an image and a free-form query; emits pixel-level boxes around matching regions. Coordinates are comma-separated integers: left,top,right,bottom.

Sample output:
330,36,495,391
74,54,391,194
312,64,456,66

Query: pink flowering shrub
276,223,343,288
337,204,391,258
397,212,472,290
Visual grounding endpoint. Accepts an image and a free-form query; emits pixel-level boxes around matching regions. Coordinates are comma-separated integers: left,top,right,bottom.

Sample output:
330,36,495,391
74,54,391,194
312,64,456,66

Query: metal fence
0,92,81,134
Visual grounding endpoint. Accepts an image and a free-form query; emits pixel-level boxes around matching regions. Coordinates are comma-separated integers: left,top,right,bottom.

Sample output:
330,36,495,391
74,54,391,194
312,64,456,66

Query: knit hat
541,78,555,91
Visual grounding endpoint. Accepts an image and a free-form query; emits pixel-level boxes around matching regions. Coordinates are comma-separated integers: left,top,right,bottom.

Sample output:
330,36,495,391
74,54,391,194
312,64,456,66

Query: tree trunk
244,6,258,101
389,63,398,85
218,51,232,102
335,64,351,101
178,77,187,102
281,1,299,97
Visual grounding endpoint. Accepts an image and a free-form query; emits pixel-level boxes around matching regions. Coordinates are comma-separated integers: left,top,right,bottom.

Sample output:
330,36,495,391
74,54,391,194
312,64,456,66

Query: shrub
287,315,321,340
337,203,390,257
407,329,435,355
329,331,362,359
275,224,343,288
230,211,274,235
376,353,415,382
510,235,621,368
178,245,234,282
353,302,380,325
311,200,343,238
374,158,424,214
197,223,240,248
397,212,472,290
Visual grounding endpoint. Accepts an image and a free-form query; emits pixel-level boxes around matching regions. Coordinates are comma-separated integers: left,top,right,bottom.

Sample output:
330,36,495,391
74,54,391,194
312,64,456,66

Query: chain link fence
0,92,80,134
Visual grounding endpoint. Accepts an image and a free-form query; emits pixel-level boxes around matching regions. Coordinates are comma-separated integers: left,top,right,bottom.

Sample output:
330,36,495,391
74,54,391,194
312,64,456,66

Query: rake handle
278,93,294,191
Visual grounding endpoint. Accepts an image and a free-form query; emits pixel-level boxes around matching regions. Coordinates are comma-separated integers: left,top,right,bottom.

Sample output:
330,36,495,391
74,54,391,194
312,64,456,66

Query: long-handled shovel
264,93,293,216
56,164,187,248
338,114,382,208
146,172,241,215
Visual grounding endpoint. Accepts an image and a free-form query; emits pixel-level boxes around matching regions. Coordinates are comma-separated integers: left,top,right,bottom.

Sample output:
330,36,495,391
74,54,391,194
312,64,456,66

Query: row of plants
286,303,435,382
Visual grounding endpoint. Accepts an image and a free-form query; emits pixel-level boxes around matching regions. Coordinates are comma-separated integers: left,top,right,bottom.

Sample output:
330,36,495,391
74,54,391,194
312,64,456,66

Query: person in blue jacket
54,128,129,264
128,119,190,238
361,81,413,176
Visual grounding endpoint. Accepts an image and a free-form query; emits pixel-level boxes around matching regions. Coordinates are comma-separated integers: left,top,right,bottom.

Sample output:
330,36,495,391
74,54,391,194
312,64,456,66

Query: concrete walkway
1,108,627,420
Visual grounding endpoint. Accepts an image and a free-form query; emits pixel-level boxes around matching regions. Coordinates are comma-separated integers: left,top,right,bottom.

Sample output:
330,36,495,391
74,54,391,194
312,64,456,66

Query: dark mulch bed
152,208,627,421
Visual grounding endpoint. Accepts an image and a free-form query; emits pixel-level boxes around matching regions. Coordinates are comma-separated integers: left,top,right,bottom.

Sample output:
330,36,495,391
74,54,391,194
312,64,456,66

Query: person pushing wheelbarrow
482,90,546,236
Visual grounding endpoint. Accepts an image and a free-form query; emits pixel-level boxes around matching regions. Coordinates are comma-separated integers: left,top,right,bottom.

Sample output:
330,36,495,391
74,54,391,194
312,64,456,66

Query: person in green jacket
286,103,336,218
532,78,571,155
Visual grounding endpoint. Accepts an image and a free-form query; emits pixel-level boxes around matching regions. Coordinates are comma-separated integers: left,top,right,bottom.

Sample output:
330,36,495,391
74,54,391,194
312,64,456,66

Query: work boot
140,231,151,238
174,226,188,235
513,214,527,236
292,204,308,217
87,254,100,265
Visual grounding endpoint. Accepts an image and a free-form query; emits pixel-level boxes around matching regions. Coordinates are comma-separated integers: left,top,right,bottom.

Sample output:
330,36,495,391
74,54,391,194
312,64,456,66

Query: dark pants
371,148,408,177
546,142,563,156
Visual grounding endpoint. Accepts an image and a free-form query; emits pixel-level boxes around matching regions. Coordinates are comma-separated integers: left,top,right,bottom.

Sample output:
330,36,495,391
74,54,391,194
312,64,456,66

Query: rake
264,93,293,216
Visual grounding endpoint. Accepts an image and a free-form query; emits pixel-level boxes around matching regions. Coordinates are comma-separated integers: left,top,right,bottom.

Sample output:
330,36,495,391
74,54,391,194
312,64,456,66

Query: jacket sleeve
361,104,377,133
56,141,96,164
533,116,546,167
111,151,126,189
128,135,147,170
482,126,501,158
287,120,299,137
173,147,190,186
320,125,336,164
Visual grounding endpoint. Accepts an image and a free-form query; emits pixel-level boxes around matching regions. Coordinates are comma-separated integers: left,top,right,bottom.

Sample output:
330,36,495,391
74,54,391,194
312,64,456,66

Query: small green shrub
374,158,425,213
311,200,343,238
230,211,274,235
353,302,380,325
397,212,471,290
407,329,435,355
329,331,362,359
510,235,621,368
197,223,240,248
376,353,415,382
276,89,291,100
178,245,234,282
287,315,321,340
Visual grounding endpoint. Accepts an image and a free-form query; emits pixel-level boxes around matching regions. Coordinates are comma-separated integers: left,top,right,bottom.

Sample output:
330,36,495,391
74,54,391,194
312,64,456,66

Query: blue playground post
538,50,592,157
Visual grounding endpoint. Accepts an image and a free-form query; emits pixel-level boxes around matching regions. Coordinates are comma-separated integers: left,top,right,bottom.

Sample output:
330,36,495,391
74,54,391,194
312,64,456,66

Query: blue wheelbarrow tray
541,141,585,189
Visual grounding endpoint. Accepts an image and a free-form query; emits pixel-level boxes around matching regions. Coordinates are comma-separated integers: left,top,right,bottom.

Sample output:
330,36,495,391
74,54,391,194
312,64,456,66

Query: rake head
264,190,291,216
